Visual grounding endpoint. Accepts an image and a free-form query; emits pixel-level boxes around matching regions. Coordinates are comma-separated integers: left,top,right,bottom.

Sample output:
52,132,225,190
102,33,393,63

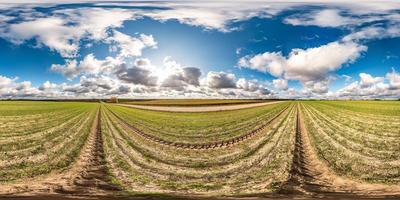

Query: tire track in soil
55,108,120,196
277,103,400,198
278,103,335,196
105,104,291,150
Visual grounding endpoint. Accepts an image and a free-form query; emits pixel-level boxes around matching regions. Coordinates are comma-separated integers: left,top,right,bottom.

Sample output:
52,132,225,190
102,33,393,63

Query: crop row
0,101,99,182
104,102,290,143
100,102,297,194
301,101,400,184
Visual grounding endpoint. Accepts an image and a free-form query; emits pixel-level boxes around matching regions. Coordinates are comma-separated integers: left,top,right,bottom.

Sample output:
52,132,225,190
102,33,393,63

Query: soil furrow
279,103,332,195
53,108,120,196
278,103,400,198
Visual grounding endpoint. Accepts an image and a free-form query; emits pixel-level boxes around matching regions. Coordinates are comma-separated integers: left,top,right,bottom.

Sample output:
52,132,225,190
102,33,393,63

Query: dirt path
105,104,291,150
116,101,285,112
278,103,400,198
55,109,120,195
0,108,119,197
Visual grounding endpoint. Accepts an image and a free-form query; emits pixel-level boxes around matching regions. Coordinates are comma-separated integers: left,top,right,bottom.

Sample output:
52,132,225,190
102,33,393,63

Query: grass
104,102,289,143
0,101,98,182
121,99,271,107
301,101,400,184
100,102,296,194
1,100,399,196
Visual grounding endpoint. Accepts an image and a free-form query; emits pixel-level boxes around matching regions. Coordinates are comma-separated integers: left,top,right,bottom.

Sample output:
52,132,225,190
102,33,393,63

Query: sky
0,0,399,99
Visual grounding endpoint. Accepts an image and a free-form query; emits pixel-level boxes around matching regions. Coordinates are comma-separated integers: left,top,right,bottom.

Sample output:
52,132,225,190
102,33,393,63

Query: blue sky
0,1,399,99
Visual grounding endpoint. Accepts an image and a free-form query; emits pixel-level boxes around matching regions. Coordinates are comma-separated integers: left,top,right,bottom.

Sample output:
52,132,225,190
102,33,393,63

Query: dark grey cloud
206,71,236,89
115,63,158,86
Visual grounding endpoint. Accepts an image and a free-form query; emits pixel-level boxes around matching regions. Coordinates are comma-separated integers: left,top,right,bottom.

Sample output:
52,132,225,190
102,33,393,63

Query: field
121,99,269,106
0,100,399,199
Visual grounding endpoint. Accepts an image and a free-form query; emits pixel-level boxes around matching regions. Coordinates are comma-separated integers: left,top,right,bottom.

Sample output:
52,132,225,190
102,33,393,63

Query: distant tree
110,96,118,103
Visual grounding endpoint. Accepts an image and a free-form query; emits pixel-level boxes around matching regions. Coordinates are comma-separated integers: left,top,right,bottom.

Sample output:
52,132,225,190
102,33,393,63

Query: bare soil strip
278,103,400,198
55,109,120,195
0,108,119,197
105,104,291,149
117,101,285,112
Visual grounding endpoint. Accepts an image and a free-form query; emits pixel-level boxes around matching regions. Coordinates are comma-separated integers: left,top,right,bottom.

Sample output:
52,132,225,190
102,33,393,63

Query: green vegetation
101,102,296,194
0,100,399,196
0,101,98,182
301,101,400,184
104,102,290,143
122,99,270,107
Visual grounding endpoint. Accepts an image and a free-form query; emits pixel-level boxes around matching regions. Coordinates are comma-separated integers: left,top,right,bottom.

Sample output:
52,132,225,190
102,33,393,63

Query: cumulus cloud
236,78,259,92
0,76,40,98
115,58,158,86
273,78,288,90
238,52,285,77
161,67,202,90
106,31,157,58
284,9,358,27
303,79,330,94
50,60,80,80
39,81,57,91
343,25,400,42
206,71,237,89
336,71,400,99
159,57,202,90
0,8,135,58
239,41,367,94
6,17,81,58
359,73,384,88
386,68,400,90
50,54,121,79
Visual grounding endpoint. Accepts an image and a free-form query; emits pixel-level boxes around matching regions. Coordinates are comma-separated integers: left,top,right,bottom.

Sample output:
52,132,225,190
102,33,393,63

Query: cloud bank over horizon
0,0,399,99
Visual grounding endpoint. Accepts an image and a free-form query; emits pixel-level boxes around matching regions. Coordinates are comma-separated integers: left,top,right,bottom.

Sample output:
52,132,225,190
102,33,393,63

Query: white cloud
6,17,81,57
285,9,358,27
0,8,135,58
303,79,330,94
106,31,157,58
39,80,58,91
50,59,80,80
50,53,123,79
273,78,288,90
386,68,400,90
56,8,135,41
236,78,260,92
115,58,158,86
162,57,201,86
239,41,367,94
0,76,41,98
238,52,285,77
206,71,237,89
343,25,400,42
336,71,400,99
359,72,384,88
239,42,366,82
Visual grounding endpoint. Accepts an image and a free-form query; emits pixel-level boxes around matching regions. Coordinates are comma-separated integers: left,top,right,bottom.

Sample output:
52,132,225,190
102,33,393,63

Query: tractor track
105,104,291,150
53,108,120,196
278,103,400,198
278,103,334,195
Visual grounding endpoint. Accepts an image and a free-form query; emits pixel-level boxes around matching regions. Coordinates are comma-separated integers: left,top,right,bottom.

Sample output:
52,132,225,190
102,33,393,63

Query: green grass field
0,100,399,197
121,99,270,106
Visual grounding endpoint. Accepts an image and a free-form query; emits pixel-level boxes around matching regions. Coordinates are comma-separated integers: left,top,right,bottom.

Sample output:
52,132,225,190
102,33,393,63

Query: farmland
0,100,399,199
121,99,269,107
